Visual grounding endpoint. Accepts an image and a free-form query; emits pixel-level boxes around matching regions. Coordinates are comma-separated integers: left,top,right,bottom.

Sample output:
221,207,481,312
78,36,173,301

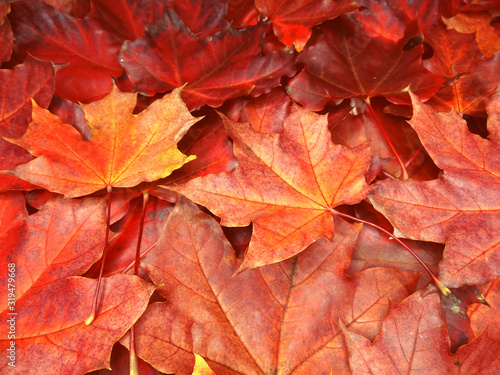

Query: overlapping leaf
118,10,295,109
369,90,500,288
0,275,154,374
254,0,357,51
6,85,200,197
342,289,500,374
0,56,54,191
161,109,238,185
91,0,166,40
443,11,500,58
10,0,123,102
125,197,419,374
90,196,174,277
423,22,500,115
288,17,444,110
168,104,371,271
0,197,106,303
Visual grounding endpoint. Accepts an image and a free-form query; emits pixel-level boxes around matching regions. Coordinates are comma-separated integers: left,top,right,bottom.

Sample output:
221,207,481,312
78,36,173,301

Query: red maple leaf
255,0,357,51
10,0,123,103
369,90,500,288
0,0,498,373
118,9,295,109
288,17,444,110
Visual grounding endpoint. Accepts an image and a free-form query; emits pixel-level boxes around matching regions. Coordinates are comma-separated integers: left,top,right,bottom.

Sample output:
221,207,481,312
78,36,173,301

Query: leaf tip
84,312,95,326
232,262,250,277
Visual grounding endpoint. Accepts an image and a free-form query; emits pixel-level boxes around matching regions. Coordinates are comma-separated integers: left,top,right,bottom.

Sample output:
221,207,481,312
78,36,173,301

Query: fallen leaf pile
0,0,499,374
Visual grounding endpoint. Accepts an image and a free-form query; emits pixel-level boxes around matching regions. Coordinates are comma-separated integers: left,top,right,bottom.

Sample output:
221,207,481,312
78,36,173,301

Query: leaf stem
404,145,423,168
129,325,139,375
85,185,113,325
128,192,149,375
134,192,149,275
332,209,451,296
365,98,409,180
121,242,158,275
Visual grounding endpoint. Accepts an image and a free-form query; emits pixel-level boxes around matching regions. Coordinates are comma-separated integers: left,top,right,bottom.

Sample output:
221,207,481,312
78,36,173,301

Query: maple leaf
160,109,238,186
341,289,500,374
353,0,425,43
1,1,499,373
236,86,291,133
118,9,295,109
254,0,358,51
90,0,166,40
123,197,419,374
10,0,123,102
0,275,154,374
369,90,500,288
288,17,444,111
0,55,54,191
423,21,500,115
168,104,371,271
0,196,155,373
0,196,107,303
443,11,500,58
5,85,200,197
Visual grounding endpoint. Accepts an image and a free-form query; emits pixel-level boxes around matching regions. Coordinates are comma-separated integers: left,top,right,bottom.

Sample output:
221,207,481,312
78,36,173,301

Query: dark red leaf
423,21,500,116
440,285,490,352
255,0,358,51
10,0,123,102
288,17,444,110
90,0,166,40
162,109,238,185
0,4,13,63
170,0,228,39
119,10,295,109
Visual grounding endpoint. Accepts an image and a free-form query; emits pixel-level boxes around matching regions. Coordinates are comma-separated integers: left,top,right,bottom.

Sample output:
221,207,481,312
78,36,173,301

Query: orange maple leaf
167,104,371,271
5,85,200,197
369,90,500,288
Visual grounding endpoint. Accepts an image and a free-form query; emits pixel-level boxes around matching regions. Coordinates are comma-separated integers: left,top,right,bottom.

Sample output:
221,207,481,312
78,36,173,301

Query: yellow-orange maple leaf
5,85,200,197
